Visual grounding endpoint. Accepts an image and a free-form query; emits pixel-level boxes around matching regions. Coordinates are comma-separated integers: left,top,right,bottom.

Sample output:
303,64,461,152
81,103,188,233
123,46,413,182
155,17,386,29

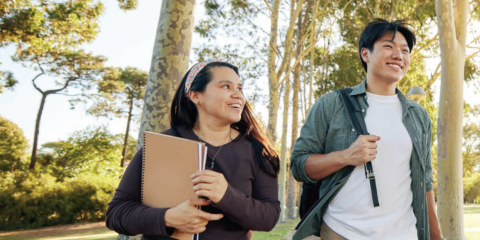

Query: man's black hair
358,18,416,72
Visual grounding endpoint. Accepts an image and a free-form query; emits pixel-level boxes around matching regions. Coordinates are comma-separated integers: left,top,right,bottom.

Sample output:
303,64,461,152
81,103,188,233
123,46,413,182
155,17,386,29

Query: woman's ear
189,91,201,105
361,48,369,63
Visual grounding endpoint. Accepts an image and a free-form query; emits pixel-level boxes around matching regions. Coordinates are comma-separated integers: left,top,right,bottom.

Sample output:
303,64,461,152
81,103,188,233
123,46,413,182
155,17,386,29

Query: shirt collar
349,79,415,108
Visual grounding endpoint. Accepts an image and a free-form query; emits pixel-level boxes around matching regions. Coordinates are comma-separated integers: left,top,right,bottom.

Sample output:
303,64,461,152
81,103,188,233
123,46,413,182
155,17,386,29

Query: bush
0,115,29,173
0,172,119,231
464,172,480,203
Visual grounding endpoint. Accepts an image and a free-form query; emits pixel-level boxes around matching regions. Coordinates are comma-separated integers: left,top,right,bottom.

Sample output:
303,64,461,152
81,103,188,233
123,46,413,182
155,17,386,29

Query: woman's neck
193,120,232,146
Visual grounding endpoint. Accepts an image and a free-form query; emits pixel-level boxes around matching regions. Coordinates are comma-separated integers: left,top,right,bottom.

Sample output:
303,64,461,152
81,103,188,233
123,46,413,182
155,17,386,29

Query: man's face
362,31,411,84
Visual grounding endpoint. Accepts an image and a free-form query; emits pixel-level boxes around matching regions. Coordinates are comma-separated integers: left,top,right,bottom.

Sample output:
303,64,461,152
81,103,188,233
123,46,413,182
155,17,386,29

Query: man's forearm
305,150,348,180
427,190,444,239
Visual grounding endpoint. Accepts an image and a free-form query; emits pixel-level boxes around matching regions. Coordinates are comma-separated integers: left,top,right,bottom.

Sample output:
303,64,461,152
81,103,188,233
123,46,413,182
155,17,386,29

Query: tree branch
276,41,316,89
466,49,480,61
32,57,45,94
342,0,353,11
454,0,469,46
425,62,441,89
45,77,79,95
275,0,306,81
263,0,273,15
411,33,439,59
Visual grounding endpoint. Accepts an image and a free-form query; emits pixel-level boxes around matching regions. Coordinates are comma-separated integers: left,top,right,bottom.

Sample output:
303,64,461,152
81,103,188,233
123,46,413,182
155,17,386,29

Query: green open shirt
290,80,434,240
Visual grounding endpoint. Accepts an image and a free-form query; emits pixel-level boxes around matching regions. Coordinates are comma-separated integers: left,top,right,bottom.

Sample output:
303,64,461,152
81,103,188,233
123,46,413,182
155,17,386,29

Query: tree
88,67,147,167
37,126,124,180
16,49,106,170
135,0,198,150
436,0,469,238
0,115,29,173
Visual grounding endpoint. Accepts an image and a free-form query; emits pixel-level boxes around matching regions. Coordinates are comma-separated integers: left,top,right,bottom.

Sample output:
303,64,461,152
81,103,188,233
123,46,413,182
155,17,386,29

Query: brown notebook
142,131,207,240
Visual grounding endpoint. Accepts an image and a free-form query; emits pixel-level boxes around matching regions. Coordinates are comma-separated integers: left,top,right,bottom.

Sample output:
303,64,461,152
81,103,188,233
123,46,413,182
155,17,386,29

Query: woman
106,59,280,240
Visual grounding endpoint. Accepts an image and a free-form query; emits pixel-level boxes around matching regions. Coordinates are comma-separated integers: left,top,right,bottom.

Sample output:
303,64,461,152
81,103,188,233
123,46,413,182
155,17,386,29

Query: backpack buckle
366,170,375,180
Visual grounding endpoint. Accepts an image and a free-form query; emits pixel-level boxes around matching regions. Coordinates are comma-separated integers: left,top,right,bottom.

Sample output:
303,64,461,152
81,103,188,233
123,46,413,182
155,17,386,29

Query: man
290,19,445,240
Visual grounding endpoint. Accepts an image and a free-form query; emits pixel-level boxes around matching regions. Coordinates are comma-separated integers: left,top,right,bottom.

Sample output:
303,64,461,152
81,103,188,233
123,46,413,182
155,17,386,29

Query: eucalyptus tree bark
135,0,197,151
308,0,319,112
267,0,305,145
124,1,197,240
267,0,281,144
436,0,468,239
286,9,304,219
278,66,291,224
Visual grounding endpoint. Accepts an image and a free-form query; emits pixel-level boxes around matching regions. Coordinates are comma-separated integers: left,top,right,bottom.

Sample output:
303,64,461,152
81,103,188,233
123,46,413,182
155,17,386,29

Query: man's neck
365,74,398,96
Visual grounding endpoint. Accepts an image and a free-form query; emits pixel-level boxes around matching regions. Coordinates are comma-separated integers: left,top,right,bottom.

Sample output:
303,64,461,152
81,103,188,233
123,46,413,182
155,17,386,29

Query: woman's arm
105,149,173,236
192,165,280,231
106,149,222,236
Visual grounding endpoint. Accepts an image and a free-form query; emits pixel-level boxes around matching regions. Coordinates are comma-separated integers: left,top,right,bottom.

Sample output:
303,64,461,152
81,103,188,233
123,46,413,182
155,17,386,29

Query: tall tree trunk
436,0,468,239
278,66,291,223
135,0,197,151
29,93,48,170
125,1,197,240
121,98,134,167
308,0,319,112
267,0,281,144
286,9,303,219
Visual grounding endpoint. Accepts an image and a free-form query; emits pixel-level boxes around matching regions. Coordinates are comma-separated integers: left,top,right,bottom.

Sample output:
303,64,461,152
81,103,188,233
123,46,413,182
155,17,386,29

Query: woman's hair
170,61,279,177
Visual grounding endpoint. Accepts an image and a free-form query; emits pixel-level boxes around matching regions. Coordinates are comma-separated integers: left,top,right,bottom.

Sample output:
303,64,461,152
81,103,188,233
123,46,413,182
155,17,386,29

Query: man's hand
164,198,223,234
341,135,381,166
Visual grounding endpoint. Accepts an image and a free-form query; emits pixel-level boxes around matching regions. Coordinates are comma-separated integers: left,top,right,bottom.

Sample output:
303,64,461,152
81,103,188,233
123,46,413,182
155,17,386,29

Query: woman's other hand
191,170,229,204
164,198,223,234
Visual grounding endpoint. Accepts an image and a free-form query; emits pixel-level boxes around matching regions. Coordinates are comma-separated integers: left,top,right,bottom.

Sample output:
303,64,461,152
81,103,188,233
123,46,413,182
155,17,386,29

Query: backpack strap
337,88,380,208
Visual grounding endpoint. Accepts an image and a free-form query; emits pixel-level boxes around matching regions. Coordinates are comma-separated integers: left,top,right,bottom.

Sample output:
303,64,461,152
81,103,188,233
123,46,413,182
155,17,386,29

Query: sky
0,1,479,148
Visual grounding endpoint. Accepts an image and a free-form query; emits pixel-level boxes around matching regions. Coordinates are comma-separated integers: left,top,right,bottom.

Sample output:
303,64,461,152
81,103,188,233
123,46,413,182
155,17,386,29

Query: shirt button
361,109,365,113
352,128,355,132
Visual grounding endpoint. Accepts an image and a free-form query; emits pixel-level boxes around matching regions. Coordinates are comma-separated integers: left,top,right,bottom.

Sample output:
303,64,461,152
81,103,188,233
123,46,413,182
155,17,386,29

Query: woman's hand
164,198,223,234
191,170,229,204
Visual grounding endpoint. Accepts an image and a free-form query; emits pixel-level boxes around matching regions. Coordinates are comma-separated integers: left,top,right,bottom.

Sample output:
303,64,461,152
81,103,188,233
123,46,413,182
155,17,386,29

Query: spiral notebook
142,131,207,240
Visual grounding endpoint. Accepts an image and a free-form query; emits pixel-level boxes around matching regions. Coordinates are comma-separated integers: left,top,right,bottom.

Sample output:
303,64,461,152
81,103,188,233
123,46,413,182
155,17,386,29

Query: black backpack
297,88,379,220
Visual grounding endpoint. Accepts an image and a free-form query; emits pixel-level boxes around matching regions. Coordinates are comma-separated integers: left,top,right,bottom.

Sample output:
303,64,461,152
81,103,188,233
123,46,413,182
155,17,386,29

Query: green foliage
37,126,124,180
88,67,147,119
0,115,29,172
464,173,480,203
0,70,18,93
116,0,138,10
0,0,104,51
0,171,118,231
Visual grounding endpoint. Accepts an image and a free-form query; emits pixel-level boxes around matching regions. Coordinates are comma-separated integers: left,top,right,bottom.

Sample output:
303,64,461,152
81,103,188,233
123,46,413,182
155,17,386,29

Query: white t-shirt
323,92,417,240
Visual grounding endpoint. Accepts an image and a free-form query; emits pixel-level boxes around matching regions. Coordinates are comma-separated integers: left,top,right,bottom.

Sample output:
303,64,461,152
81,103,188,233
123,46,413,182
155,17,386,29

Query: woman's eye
237,87,243,91
222,85,229,89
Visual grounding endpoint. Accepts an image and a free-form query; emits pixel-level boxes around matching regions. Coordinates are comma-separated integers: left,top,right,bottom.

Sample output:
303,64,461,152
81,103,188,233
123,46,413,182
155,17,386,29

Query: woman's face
193,67,245,126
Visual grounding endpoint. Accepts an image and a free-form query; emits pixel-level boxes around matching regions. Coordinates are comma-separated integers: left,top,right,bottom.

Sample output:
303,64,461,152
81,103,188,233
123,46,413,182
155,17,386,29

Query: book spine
141,132,146,203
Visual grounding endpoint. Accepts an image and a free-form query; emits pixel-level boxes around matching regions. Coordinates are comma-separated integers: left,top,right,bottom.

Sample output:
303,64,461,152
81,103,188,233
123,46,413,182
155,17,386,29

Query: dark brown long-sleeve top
106,127,280,240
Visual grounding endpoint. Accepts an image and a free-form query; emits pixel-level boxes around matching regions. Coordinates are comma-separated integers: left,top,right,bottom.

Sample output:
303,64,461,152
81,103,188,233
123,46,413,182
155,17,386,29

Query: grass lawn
464,204,480,240
252,218,299,240
1,205,478,240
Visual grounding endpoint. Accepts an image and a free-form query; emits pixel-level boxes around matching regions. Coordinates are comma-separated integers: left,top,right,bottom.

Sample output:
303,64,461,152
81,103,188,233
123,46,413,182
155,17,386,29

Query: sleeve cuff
212,184,235,209
426,177,434,192
157,208,175,236
294,154,317,184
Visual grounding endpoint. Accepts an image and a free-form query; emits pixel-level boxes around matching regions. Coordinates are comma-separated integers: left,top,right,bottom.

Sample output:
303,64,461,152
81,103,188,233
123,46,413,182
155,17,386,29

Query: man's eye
385,45,393,48
223,85,229,89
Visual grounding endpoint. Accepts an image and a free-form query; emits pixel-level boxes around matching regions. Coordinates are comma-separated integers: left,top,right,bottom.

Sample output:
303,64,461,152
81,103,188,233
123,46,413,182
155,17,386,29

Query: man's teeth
388,64,402,69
